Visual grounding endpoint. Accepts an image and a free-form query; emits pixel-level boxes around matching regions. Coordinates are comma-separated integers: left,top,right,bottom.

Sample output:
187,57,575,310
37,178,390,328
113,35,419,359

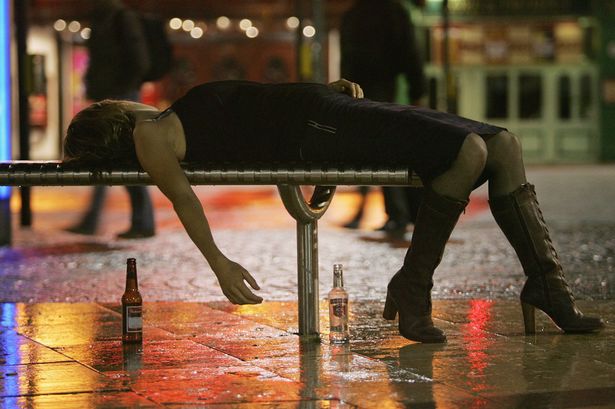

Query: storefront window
558,75,571,119
485,74,508,119
519,73,542,119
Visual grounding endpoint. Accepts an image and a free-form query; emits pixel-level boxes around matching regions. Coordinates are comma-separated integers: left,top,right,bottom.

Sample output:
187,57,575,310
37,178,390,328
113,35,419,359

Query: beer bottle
122,258,143,343
328,264,349,344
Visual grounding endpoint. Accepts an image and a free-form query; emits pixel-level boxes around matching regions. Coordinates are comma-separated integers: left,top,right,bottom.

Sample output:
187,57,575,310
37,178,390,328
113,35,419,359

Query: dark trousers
77,185,155,232
383,187,424,225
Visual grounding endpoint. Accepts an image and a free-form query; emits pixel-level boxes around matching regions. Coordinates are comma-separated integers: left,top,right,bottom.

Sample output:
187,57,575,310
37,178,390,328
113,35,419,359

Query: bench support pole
0,197,10,246
277,185,336,340
296,220,319,339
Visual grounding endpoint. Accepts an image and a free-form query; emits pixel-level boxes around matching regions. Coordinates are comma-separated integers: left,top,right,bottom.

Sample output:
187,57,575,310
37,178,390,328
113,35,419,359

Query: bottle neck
125,274,138,291
333,264,344,288
125,261,139,291
333,271,344,288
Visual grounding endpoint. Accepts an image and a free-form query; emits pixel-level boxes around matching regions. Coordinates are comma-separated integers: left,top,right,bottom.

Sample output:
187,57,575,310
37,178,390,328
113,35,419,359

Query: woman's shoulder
134,111,185,160
133,117,161,144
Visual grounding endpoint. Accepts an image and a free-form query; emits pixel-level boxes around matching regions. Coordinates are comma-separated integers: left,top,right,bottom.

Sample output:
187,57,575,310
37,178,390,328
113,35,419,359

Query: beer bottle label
330,298,347,318
125,306,143,332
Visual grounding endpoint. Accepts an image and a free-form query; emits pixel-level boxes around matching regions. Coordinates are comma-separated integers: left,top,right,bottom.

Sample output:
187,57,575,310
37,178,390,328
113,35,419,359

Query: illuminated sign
425,0,591,16
0,0,10,200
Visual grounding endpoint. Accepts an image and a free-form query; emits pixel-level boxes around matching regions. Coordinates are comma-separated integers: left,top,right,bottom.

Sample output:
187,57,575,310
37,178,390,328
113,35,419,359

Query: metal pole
296,221,320,338
278,185,336,340
15,0,30,226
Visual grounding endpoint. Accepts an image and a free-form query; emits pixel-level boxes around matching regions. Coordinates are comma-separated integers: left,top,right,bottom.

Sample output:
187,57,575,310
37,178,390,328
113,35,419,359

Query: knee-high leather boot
383,189,468,343
489,183,604,334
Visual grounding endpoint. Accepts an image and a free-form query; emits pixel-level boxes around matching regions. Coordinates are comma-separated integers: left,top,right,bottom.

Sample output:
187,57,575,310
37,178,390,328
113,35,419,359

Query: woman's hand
214,258,263,305
328,79,364,99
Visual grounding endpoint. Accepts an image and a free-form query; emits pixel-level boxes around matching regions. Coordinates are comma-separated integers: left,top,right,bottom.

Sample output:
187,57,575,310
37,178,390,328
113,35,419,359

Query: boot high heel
383,292,398,320
520,275,604,334
521,302,536,334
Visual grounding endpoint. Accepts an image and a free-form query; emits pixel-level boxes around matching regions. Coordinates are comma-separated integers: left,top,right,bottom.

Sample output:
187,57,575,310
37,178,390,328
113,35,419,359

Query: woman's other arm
133,121,262,304
328,78,364,99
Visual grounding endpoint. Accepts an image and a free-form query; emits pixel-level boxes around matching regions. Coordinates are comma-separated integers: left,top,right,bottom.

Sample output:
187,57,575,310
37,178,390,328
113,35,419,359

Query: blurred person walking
340,0,427,238
67,0,155,238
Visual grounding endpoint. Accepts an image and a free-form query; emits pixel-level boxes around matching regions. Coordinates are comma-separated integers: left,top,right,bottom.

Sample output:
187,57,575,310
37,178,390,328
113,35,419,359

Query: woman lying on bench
63,78,604,343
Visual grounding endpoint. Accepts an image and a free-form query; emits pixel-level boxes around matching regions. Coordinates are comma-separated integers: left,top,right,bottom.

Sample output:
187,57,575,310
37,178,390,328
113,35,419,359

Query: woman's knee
486,131,523,166
457,133,488,176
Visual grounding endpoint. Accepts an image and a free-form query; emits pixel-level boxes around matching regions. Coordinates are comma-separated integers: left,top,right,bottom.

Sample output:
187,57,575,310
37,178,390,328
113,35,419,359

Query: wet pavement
1,165,615,408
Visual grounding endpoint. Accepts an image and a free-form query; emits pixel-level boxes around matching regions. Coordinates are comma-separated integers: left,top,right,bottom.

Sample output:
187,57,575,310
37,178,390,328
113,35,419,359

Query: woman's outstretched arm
133,121,262,305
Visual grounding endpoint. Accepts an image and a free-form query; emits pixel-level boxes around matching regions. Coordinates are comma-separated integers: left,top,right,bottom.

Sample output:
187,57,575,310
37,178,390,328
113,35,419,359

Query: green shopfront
407,0,615,163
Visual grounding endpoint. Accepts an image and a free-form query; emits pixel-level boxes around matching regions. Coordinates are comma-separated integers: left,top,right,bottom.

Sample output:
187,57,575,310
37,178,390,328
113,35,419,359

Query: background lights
169,17,182,30
302,25,316,38
67,20,81,33
245,26,259,38
181,19,195,31
80,27,91,40
54,13,315,42
216,16,231,30
190,27,203,38
239,18,252,31
169,17,208,39
286,16,299,29
53,19,66,31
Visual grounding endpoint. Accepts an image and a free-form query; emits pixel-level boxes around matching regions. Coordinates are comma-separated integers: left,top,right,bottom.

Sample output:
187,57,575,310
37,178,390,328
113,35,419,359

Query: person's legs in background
66,185,107,235
66,185,156,238
379,186,425,239
379,187,411,238
342,186,370,229
117,186,155,239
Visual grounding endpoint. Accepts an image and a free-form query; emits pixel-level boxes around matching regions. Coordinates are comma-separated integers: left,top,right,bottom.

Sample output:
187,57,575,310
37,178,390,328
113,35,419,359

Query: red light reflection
462,299,494,407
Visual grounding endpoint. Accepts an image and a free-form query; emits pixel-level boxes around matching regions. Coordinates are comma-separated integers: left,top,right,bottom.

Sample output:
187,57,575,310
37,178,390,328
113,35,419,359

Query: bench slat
0,161,422,187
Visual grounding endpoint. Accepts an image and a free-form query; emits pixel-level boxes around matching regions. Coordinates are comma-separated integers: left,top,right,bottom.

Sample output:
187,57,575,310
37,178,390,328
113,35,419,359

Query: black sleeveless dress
169,80,505,182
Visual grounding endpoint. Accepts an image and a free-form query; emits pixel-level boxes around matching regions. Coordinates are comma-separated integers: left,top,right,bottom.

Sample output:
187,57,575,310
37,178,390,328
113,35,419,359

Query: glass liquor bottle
328,264,349,344
122,258,143,343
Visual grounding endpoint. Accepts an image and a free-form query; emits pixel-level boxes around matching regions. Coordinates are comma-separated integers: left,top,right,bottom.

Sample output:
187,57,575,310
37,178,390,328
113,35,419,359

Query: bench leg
0,197,10,246
296,220,320,339
277,185,336,340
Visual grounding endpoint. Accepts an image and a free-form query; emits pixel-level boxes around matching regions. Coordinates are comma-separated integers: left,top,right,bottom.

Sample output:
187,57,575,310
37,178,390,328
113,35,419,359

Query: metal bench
0,160,422,339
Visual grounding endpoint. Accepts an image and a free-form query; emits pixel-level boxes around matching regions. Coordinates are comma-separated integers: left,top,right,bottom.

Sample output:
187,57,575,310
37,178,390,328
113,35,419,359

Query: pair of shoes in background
66,223,155,240
377,219,408,240
116,228,155,239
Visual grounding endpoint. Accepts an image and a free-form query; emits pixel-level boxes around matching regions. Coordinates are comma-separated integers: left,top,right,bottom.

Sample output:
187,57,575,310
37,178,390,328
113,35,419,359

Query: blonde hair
63,100,137,164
